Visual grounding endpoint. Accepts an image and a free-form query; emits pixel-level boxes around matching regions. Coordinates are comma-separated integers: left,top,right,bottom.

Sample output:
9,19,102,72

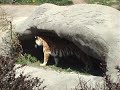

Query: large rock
16,65,104,90
16,3,120,82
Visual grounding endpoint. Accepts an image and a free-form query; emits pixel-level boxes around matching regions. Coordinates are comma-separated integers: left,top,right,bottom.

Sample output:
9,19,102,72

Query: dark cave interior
19,36,105,76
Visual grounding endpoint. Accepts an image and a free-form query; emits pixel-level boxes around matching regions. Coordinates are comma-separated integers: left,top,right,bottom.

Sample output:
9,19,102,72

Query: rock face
16,3,120,82
16,65,104,90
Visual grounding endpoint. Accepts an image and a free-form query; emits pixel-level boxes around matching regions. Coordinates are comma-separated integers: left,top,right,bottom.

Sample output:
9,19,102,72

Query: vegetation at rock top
0,0,120,6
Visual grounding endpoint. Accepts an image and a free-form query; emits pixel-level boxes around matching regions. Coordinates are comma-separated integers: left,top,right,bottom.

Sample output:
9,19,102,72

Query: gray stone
16,3,120,82
16,65,104,90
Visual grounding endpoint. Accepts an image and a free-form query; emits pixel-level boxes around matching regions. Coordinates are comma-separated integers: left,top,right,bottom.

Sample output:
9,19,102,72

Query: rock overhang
16,3,120,81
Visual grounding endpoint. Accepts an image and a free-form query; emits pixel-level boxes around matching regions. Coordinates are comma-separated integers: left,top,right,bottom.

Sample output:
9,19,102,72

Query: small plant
16,53,38,65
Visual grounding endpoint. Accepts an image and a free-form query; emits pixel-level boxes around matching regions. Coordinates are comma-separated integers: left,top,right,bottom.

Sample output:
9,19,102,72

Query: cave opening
19,35,105,76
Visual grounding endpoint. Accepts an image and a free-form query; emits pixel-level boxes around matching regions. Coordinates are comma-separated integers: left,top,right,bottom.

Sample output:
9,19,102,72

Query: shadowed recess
19,29,105,76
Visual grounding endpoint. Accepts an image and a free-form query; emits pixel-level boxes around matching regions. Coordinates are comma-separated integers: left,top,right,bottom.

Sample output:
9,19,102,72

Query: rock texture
16,3,120,81
0,7,11,56
16,65,104,90
0,5,39,56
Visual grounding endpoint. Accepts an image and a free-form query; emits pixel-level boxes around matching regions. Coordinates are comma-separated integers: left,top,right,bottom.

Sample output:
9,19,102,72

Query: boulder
16,3,120,82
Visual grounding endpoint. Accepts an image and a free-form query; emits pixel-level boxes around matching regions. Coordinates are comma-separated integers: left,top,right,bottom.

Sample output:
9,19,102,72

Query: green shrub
16,54,38,65
88,0,120,6
0,0,73,5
